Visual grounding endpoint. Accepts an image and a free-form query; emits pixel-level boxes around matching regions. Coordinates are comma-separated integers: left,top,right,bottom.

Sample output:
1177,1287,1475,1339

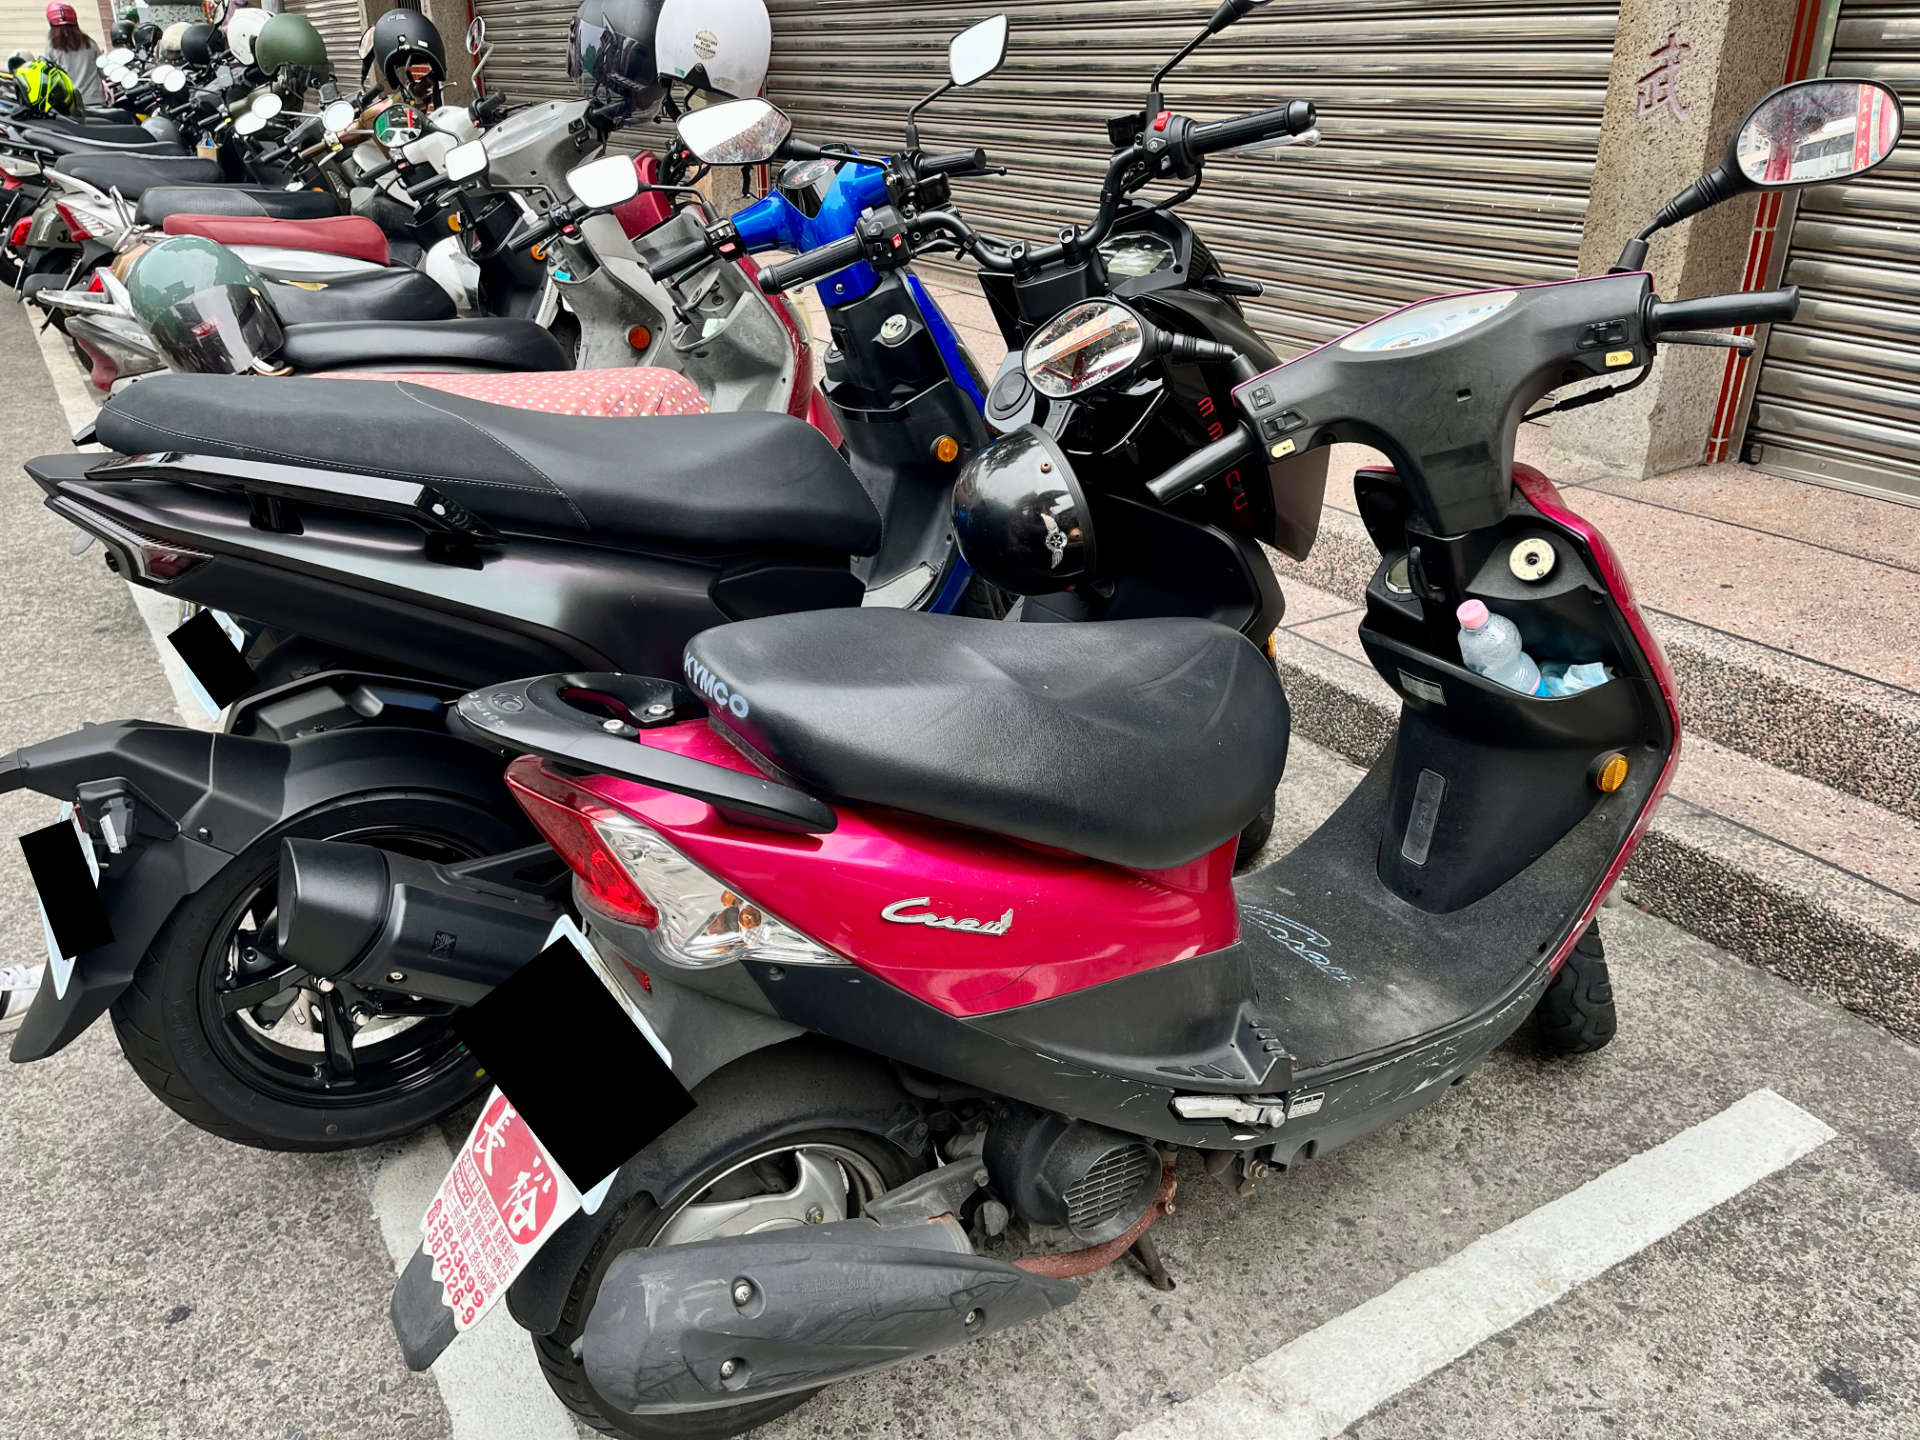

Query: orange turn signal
447,213,462,232
627,325,653,352
1594,753,1629,793
932,435,960,464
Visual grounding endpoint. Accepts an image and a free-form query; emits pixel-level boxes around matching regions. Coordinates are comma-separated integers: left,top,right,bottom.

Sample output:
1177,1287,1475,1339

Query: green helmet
14,58,78,116
255,13,330,75
126,236,285,375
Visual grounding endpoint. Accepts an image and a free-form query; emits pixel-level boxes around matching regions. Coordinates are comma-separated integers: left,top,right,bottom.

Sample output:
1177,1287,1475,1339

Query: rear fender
5,718,517,1062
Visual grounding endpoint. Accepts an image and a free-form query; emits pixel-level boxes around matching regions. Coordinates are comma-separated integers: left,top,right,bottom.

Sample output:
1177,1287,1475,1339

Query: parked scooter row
0,0,1903,1430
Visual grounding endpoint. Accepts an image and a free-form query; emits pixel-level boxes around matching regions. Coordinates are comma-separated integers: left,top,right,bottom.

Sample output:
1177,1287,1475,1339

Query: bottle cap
1456,599,1490,629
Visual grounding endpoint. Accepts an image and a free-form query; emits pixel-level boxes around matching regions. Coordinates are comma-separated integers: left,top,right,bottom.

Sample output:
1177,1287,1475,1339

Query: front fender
6,715,516,1062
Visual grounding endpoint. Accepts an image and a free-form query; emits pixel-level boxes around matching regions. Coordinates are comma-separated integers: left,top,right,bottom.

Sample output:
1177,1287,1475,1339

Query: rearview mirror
677,98,792,166
949,14,1008,87
103,47,133,66
233,111,266,137
444,138,489,182
322,98,356,133
465,16,487,56
566,154,641,209
251,90,283,121
1734,77,1904,188
161,70,186,94
1024,299,1146,399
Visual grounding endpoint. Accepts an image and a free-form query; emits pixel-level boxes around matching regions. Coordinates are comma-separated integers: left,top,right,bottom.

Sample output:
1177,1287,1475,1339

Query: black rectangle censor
454,938,695,1189
20,819,112,957
168,609,257,709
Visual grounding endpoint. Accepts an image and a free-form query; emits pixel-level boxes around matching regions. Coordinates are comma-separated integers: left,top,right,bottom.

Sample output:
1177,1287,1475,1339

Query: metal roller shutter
1747,3,1919,504
288,0,369,86
763,0,1619,356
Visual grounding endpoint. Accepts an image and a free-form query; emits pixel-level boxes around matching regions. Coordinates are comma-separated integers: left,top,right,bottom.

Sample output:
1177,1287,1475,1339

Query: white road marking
358,1136,582,1440
25,331,579,1440
1126,1088,1835,1440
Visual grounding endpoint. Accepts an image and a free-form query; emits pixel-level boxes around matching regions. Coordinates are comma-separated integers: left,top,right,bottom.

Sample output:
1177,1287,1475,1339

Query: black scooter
376,76,1899,1439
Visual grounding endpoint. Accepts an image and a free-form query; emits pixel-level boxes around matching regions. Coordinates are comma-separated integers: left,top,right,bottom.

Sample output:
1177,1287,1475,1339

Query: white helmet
226,9,272,67
159,21,191,60
655,0,769,100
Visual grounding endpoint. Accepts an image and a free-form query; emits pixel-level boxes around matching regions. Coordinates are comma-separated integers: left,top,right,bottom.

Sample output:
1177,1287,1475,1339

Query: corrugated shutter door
763,0,1619,357
1747,3,1920,504
288,0,368,87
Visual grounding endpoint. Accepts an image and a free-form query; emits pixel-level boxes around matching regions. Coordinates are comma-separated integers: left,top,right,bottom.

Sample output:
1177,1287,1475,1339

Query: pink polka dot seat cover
324,368,710,418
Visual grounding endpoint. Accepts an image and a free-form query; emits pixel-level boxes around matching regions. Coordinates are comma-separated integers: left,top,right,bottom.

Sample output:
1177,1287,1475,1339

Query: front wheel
108,789,528,1150
1535,922,1616,1055
533,1047,924,1439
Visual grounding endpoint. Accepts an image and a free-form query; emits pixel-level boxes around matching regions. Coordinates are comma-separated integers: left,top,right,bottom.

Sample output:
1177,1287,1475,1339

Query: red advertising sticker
422,1089,583,1331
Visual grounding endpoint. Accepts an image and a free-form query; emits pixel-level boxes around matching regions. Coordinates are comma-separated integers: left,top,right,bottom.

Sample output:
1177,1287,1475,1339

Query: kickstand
1129,1231,1176,1292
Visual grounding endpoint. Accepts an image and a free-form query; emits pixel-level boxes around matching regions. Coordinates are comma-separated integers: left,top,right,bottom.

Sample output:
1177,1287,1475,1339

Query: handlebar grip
1146,424,1262,504
646,235,714,282
920,147,988,178
404,168,451,202
1189,100,1317,157
1647,286,1799,336
756,232,866,293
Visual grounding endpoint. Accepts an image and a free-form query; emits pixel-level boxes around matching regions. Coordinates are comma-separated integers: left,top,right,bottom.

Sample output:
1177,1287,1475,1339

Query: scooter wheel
532,1043,925,1439
1535,923,1616,1055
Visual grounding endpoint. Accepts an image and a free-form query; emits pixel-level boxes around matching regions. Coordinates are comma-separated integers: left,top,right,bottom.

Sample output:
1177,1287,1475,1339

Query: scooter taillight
9,217,30,249
504,755,843,971
1513,464,1683,969
53,201,91,241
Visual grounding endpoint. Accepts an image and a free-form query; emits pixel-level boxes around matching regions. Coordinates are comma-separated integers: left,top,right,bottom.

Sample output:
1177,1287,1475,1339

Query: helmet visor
567,17,652,97
151,284,284,374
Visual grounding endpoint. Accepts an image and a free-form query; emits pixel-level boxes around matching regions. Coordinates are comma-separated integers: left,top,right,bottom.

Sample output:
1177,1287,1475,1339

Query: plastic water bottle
1456,600,1544,696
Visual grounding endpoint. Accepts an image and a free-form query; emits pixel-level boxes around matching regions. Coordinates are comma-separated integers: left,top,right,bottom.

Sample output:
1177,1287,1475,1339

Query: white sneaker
0,962,44,1035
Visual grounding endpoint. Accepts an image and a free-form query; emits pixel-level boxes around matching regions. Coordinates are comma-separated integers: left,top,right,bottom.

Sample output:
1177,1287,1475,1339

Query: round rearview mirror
465,16,487,56
252,90,284,121
677,97,792,166
444,137,489,183
162,70,186,94
234,110,266,137
1023,299,1146,400
322,98,356,133
104,47,134,66
1734,78,1904,189
949,14,1008,88
566,153,642,210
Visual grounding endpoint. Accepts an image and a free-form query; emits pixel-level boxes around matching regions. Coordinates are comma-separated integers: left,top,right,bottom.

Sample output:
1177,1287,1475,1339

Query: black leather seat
135,184,340,227
7,120,179,152
264,270,456,326
93,374,882,555
54,152,222,197
684,610,1290,870
277,318,571,373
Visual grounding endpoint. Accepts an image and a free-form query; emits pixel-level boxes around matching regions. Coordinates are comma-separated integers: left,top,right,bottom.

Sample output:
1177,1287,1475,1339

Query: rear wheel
1535,922,1615,1055
533,1051,924,1439
108,789,526,1150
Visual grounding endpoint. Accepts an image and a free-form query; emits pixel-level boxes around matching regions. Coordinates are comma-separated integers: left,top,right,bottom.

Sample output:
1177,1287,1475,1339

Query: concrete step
1279,505,1920,822
1267,581,1920,1042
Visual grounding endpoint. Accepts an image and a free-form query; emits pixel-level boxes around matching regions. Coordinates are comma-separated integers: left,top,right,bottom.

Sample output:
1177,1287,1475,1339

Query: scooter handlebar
1646,286,1799,337
919,146,989,178
1188,100,1317,157
646,235,713,282
756,232,865,293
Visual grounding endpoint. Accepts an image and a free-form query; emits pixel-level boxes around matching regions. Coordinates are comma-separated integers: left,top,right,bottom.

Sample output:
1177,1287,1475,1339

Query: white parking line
1126,1088,1836,1440
25,330,577,1440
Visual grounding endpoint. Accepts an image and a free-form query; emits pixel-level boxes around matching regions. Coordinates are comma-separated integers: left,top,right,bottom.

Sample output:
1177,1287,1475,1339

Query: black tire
107,789,526,1150
533,1048,924,1440
1535,922,1615,1055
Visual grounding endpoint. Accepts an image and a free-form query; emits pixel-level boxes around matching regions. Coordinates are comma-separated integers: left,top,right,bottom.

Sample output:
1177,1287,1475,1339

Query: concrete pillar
1550,0,1804,480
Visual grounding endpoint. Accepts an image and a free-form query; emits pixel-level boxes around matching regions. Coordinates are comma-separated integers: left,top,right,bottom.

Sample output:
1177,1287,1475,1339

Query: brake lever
1657,330,1757,354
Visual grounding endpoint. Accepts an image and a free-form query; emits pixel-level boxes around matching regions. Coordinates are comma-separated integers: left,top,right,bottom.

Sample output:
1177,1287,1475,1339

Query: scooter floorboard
1236,747,1642,1072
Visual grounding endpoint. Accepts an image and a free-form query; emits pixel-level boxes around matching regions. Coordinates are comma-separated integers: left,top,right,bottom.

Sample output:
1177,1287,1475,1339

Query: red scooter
371,77,1899,1439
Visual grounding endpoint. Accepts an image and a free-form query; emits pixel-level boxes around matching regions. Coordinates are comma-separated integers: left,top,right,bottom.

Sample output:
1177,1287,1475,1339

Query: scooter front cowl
578,1216,1076,1414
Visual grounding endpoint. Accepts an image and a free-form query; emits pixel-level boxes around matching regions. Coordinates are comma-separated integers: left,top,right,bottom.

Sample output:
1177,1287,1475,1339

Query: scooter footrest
1152,1006,1292,1092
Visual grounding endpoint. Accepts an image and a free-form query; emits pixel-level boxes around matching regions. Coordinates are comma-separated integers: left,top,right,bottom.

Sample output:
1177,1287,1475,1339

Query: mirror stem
1150,24,1211,92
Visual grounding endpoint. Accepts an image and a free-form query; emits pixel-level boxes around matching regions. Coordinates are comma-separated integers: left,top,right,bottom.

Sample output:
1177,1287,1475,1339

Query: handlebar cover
646,235,714,281
920,147,988,178
756,231,865,293
1189,100,1317,157
1646,286,1799,337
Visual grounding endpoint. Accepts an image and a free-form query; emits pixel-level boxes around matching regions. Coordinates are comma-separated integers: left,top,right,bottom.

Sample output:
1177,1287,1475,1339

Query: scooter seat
322,368,709,417
92,374,878,554
263,269,456,326
135,184,340,227
8,123,183,155
683,609,1291,870
163,213,391,266
53,152,222,198
276,318,573,373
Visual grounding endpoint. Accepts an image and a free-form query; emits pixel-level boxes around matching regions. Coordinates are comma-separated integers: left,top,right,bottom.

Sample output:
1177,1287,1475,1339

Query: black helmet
132,21,162,54
180,22,225,66
952,425,1098,595
567,0,666,120
110,18,134,46
369,6,445,90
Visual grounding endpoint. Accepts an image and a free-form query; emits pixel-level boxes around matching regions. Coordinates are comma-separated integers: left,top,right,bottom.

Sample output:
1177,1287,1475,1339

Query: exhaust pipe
277,839,560,1004
580,1216,1076,1414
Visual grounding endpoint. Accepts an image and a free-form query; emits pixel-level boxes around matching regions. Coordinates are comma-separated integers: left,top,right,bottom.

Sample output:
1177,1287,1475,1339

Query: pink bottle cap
1456,599,1490,629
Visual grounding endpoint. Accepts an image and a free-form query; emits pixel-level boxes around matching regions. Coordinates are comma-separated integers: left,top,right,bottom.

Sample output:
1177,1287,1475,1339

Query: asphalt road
1,298,1916,1440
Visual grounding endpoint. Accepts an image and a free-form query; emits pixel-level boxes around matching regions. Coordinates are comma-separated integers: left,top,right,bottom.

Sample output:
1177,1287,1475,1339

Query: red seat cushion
160,213,391,266
322,368,710,417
